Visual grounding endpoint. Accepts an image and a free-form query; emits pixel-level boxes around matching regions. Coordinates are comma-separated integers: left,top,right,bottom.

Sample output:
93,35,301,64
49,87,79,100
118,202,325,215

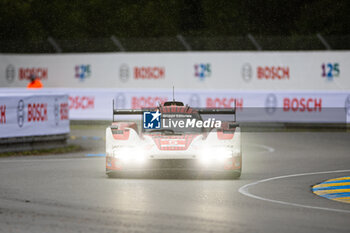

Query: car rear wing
112,108,236,115
194,108,236,122
194,108,235,114
113,109,144,115
112,100,237,122
112,109,145,122
194,99,237,121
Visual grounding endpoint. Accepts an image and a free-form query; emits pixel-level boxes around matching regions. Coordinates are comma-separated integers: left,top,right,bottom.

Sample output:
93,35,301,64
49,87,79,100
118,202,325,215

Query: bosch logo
345,95,350,116
0,105,6,124
60,103,69,120
119,64,129,82
134,66,165,80
19,67,48,80
69,96,94,110
115,93,126,109
27,103,48,122
241,63,252,82
206,97,243,109
257,66,290,80
265,94,277,114
6,64,15,83
283,98,322,112
54,98,59,126
17,100,25,128
132,96,168,109
189,94,201,107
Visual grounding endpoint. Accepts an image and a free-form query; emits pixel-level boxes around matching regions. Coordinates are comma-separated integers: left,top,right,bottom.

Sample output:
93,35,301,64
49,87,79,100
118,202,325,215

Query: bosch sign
134,67,165,79
19,67,48,80
206,97,243,109
69,96,95,110
0,105,6,124
132,96,168,109
60,103,69,120
283,98,322,112
257,66,290,80
0,95,69,138
241,64,290,81
27,103,48,122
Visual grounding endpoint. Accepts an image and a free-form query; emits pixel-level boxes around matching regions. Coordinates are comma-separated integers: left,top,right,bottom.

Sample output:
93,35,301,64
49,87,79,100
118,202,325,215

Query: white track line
246,143,275,153
239,169,350,214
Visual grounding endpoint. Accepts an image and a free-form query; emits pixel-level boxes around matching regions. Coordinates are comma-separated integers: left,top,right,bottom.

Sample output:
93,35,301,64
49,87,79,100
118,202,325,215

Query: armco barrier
0,134,68,153
0,93,70,152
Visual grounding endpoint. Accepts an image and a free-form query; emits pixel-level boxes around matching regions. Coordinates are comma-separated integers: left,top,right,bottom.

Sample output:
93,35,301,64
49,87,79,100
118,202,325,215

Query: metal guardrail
0,134,69,153
0,34,349,53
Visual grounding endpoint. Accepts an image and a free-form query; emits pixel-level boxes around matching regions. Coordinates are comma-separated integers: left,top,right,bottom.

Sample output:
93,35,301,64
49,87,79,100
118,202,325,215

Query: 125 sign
194,63,211,80
321,63,340,79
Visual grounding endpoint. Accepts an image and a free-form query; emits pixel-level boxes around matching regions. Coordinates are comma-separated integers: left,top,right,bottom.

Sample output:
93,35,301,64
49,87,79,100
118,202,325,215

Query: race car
105,100,241,178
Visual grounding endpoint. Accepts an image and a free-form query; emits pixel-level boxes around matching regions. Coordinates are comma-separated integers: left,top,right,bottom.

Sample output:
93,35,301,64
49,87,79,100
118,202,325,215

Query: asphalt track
1,130,350,233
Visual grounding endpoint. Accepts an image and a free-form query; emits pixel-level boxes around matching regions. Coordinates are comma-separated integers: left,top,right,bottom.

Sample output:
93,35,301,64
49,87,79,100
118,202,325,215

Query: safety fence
0,34,349,53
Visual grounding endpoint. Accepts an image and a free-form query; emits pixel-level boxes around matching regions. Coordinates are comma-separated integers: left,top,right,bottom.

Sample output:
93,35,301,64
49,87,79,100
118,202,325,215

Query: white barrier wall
1,51,349,122
0,93,69,138
0,51,349,90
66,89,349,123
0,88,348,123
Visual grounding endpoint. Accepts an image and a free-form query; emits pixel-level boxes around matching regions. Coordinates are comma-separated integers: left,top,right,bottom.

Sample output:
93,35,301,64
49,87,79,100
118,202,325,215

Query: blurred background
0,0,349,52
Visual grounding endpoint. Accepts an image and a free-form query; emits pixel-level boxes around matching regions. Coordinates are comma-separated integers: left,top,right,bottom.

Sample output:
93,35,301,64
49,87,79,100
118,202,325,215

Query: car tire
231,170,241,179
106,171,120,178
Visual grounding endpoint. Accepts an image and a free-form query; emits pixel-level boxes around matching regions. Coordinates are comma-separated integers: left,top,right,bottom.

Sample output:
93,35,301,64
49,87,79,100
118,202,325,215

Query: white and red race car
105,101,241,178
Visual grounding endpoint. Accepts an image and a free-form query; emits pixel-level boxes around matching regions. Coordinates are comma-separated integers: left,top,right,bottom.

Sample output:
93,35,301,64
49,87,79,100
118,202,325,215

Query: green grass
0,144,83,157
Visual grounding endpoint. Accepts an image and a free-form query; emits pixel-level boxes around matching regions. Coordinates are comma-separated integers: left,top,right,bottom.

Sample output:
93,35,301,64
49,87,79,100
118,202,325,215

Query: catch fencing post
111,35,126,52
247,34,262,51
177,34,192,51
317,33,332,50
48,37,62,53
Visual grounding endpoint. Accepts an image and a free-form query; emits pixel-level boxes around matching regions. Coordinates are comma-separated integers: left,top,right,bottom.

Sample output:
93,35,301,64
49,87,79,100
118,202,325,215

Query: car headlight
198,146,235,164
113,146,146,163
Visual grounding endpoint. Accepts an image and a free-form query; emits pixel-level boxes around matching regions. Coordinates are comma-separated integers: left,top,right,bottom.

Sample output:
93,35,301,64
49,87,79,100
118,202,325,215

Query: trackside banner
0,93,69,138
0,88,348,123
0,51,349,90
